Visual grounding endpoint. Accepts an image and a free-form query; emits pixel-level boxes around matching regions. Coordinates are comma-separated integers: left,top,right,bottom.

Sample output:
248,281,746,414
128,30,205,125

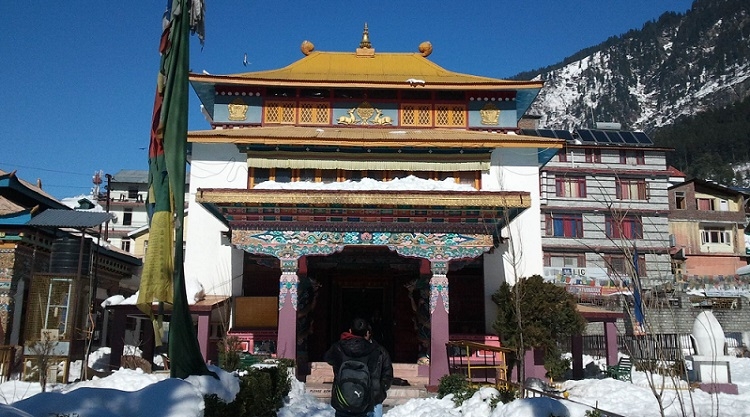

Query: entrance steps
305,362,433,406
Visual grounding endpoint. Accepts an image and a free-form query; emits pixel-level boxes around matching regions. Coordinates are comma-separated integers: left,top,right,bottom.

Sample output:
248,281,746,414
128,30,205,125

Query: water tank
595,122,622,130
50,237,92,276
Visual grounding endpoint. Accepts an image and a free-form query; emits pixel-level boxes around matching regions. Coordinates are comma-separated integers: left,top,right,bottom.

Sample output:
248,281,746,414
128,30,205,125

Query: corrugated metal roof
111,170,149,184
191,51,543,89
27,209,113,228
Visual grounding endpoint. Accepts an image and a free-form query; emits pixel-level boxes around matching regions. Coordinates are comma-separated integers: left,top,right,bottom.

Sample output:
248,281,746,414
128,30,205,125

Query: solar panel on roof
592,130,611,143
633,132,653,145
605,131,625,143
538,129,557,138
521,129,539,136
577,130,596,142
619,131,639,144
554,130,573,140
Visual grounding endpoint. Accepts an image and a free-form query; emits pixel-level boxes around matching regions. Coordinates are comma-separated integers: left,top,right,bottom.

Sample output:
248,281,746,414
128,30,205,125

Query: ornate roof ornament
356,23,375,57
301,40,315,56
359,23,372,49
419,41,433,57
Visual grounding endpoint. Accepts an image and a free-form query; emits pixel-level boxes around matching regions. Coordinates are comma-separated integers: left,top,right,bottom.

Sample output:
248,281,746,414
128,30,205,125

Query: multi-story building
668,178,748,280
103,170,188,258
184,28,562,385
531,126,674,293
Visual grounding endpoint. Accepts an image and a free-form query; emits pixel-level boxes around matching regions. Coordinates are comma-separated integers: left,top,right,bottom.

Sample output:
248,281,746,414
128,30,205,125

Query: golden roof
189,50,543,90
188,126,563,149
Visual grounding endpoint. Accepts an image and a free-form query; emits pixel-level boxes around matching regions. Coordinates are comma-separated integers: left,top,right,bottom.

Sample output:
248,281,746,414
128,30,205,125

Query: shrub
437,373,477,406
585,408,603,417
495,386,518,404
204,363,291,417
544,346,570,381
217,335,243,371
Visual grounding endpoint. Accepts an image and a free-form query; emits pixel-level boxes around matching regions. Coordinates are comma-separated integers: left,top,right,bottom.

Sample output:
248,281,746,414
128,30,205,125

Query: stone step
305,382,433,407
307,362,428,386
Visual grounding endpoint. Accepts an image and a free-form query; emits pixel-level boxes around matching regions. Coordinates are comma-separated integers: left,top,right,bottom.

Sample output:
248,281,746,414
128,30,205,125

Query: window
545,213,583,238
584,148,601,163
557,149,568,162
606,215,643,239
544,253,585,268
122,208,133,226
616,179,647,200
298,169,316,182
265,101,296,124
674,191,686,209
299,102,330,124
121,240,131,252
619,150,645,165
435,105,466,127
607,254,646,277
401,104,432,126
127,189,139,199
555,176,586,198
701,227,731,245
696,198,715,211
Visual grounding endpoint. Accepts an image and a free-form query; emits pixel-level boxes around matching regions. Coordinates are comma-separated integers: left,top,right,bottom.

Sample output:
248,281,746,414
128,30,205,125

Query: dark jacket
324,332,394,412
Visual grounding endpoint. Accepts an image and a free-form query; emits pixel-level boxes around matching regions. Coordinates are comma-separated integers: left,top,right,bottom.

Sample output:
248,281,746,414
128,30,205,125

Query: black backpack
332,352,375,414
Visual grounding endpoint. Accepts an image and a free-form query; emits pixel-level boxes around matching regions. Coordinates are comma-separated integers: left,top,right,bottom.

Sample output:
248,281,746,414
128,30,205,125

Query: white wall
482,147,544,331
185,143,247,297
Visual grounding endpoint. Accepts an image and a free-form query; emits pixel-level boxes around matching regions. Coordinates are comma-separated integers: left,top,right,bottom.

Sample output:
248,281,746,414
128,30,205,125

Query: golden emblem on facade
228,98,249,121
337,101,392,125
479,103,500,125
356,101,375,124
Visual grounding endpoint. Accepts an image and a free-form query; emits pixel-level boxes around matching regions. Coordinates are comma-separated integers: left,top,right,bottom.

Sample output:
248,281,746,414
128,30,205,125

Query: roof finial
359,23,372,49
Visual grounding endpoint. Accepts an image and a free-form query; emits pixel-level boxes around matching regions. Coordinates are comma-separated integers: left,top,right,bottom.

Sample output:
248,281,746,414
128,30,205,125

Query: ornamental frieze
232,230,493,264
337,101,393,126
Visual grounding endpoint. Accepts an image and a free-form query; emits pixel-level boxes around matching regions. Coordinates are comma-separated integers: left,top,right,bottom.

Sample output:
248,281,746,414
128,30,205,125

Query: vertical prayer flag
138,0,213,379
632,245,645,328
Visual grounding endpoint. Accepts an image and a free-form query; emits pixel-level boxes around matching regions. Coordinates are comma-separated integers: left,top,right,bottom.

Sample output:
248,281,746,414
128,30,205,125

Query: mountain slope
520,0,750,132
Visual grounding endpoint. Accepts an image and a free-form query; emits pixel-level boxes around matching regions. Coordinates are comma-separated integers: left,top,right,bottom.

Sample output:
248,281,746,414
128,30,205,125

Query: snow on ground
2,349,750,417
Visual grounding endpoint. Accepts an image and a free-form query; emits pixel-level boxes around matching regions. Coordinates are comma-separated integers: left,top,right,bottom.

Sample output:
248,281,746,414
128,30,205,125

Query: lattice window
26,275,80,341
265,101,296,124
299,102,330,125
401,104,432,126
435,105,466,127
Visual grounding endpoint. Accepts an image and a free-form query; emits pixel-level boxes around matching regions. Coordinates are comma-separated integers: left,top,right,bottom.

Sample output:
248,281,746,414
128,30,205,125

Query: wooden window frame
400,103,433,127
555,176,587,198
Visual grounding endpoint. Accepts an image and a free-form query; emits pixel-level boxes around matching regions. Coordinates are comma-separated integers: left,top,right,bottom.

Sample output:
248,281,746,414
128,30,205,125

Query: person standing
324,317,393,417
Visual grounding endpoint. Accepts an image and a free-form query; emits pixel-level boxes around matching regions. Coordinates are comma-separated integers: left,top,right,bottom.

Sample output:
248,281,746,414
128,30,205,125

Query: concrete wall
185,143,247,297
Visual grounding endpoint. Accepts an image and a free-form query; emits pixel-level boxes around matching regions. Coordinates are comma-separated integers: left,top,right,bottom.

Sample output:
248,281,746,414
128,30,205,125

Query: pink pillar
605,321,619,366
197,314,210,361
429,271,450,387
277,270,298,360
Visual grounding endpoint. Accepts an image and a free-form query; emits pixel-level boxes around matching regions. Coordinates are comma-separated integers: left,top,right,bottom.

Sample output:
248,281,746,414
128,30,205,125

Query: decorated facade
185,27,562,385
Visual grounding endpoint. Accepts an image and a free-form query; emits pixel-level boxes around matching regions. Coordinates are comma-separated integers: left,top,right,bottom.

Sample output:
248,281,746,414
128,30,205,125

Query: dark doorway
338,287,384,335
306,246,421,363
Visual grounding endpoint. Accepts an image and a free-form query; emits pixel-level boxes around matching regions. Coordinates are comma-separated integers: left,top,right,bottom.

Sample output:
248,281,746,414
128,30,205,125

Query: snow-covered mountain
520,0,750,132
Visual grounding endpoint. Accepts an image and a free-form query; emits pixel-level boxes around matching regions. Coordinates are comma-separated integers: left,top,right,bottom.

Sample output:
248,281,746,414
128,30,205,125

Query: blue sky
1,0,693,199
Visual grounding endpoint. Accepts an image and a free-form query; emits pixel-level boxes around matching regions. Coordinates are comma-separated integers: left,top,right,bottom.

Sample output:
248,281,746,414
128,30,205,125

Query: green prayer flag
139,0,214,379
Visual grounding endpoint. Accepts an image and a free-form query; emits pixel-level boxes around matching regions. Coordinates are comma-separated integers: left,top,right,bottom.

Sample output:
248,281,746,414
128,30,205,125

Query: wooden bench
606,357,632,382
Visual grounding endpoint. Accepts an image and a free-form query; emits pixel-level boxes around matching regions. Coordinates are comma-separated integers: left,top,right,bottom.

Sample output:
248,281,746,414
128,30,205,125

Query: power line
0,162,93,177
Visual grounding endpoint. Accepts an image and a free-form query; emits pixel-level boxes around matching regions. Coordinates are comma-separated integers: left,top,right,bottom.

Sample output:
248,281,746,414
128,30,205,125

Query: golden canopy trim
197,188,530,209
